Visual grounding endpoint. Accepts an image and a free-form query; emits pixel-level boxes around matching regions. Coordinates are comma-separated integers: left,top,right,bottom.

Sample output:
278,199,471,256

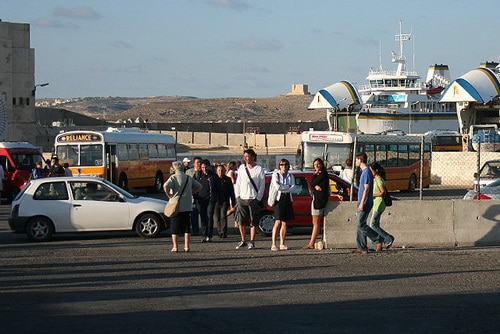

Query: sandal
271,245,279,252
184,248,190,252
171,248,178,253
301,245,314,250
279,245,288,250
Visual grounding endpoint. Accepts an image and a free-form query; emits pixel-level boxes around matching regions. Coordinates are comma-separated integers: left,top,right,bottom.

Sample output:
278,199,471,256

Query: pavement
0,199,499,333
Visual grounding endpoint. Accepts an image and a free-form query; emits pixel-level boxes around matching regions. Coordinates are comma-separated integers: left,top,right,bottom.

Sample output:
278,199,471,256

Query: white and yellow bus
54,127,176,191
299,131,431,192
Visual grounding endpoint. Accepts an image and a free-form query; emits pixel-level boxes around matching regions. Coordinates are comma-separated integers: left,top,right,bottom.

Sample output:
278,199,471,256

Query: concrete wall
323,200,500,249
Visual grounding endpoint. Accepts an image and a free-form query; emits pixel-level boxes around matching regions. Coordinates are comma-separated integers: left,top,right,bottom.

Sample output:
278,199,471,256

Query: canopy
308,80,361,110
439,67,500,103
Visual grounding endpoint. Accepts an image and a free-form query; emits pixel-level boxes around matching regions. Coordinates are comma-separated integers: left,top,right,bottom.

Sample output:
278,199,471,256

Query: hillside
37,95,327,123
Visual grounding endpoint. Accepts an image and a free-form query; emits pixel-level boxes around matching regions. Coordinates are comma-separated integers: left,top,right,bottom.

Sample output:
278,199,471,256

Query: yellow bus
54,127,176,191
425,130,463,152
299,131,431,192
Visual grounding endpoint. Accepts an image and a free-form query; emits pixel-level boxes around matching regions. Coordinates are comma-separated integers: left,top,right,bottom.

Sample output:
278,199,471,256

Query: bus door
106,144,117,184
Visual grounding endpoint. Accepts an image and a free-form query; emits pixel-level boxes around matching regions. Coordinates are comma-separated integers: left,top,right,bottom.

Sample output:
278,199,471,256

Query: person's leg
355,210,370,251
280,222,288,249
370,210,392,248
303,215,320,249
213,202,222,237
184,233,190,251
198,200,209,239
271,220,281,250
191,202,199,236
207,201,215,239
171,234,178,252
220,201,229,237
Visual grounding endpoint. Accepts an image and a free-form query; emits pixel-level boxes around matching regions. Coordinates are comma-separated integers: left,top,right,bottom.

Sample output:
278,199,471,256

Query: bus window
158,144,167,158
117,144,128,161
128,144,139,160
167,144,176,159
148,144,158,159
139,144,148,160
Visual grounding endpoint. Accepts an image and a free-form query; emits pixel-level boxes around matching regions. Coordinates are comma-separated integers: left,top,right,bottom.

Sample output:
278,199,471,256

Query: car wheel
408,174,417,192
257,211,275,236
26,217,54,242
135,213,162,238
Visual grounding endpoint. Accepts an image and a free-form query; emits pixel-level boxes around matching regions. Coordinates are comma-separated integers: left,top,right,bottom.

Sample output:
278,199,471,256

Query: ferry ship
356,21,459,134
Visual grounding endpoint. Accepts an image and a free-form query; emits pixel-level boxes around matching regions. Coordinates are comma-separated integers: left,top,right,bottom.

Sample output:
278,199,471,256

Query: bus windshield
56,144,104,166
302,142,352,171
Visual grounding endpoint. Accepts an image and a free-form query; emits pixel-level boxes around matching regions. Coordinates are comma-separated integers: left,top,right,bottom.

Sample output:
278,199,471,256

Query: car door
291,176,312,224
30,180,73,231
69,181,130,231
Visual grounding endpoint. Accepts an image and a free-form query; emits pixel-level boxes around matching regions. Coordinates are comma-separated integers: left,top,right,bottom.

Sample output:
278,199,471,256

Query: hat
182,157,191,163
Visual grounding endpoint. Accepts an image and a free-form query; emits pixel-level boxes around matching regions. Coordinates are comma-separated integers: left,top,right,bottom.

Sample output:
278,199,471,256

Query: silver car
473,159,500,190
9,177,168,241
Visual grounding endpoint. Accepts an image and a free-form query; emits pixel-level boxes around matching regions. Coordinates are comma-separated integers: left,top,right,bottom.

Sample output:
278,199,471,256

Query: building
0,20,36,143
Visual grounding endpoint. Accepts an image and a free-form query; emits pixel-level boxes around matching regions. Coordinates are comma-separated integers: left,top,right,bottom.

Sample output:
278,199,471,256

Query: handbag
267,171,279,207
164,175,189,217
383,191,392,207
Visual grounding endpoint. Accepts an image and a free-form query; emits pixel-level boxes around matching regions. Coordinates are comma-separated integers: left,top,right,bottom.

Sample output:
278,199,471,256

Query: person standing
269,159,295,251
163,161,202,253
339,158,354,183
234,149,265,250
196,159,218,242
63,163,73,177
48,156,65,177
32,161,44,180
214,164,235,239
302,158,336,250
370,162,395,249
352,152,383,254
182,157,191,172
226,161,238,184
186,156,202,236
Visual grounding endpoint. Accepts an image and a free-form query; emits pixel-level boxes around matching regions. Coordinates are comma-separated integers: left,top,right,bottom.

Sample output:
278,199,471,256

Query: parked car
464,179,500,200
473,159,500,190
257,171,357,235
8,177,169,241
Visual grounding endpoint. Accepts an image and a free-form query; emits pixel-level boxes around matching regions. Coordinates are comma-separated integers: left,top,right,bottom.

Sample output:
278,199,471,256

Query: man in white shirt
234,149,265,250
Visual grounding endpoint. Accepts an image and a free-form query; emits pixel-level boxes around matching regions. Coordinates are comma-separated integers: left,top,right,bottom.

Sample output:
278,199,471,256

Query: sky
2,0,499,99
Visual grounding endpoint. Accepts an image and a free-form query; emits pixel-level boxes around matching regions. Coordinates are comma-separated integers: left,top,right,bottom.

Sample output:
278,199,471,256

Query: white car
473,159,500,190
9,177,168,241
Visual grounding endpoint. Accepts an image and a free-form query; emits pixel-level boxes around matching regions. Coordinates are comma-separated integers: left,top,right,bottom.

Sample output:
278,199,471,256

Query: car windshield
480,161,500,178
102,179,137,199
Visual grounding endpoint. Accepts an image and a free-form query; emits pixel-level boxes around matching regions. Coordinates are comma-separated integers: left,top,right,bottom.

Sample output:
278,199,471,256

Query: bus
54,127,176,191
298,131,431,192
425,130,463,152
0,142,45,202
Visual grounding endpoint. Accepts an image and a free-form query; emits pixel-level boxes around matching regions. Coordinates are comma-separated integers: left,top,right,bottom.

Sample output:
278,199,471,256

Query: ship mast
392,21,412,75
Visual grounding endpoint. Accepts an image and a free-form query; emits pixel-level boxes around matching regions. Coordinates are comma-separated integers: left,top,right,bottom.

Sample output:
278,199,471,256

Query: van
0,142,45,202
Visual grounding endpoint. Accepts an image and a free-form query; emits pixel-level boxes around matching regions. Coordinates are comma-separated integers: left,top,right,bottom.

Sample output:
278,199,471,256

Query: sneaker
385,237,394,250
271,245,279,252
236,241,247,249
247,241,255,249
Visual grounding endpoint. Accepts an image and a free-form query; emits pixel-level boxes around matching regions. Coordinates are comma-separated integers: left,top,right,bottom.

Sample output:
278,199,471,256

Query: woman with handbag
164,161,202,253
269,159,295,251
370,162,395,250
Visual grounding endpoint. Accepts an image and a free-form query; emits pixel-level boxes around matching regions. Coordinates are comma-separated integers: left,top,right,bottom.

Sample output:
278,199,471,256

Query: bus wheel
26,217,54,242
257,211,275,236
408,174,417,192
118,174,128,191
135,213,162,238
153,172,163,193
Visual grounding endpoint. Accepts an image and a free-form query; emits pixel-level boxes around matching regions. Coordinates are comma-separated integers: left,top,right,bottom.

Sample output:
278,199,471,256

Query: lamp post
32,82,49,96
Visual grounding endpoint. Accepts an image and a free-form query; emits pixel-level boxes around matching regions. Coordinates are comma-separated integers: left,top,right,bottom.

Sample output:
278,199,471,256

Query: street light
32,82,49,96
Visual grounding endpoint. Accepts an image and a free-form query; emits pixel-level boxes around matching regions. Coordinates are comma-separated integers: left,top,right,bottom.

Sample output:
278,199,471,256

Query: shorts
169,211,192,235
311,199,326,217
235,197,260,227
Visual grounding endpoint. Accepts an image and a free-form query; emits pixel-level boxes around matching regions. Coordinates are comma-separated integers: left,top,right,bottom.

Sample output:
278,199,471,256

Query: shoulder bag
245,165,265,208
164,175,189,217
383,190,392,207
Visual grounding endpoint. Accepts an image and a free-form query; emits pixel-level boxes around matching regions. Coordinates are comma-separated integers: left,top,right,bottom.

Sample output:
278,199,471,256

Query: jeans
214,201,230,237
190,203,199,235
370,210,394,248
197,198,215,238
356,208,381,251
